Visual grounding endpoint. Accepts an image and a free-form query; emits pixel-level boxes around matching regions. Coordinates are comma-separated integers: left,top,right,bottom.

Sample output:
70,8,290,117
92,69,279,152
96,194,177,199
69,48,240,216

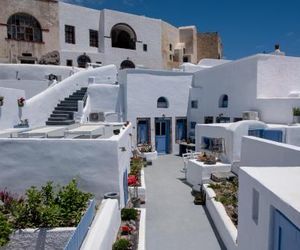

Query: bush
1,180,92,229
293,107,300,116
121,208,138,221
0,212,12,246
112,238,130,250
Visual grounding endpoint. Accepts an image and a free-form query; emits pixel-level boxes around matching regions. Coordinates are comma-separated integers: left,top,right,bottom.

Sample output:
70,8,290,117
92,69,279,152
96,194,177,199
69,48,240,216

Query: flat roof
241,167,300,213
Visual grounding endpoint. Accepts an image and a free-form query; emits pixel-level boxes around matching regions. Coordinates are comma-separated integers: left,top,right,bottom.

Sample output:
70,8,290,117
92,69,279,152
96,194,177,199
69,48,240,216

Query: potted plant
293,108,300,123
17,97,25,107
0,96,4,107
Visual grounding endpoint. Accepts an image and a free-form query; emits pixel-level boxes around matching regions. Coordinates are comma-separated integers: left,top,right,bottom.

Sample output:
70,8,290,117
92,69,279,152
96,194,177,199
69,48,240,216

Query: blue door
123,170,128,206
155,118,171,154
273,210,300,250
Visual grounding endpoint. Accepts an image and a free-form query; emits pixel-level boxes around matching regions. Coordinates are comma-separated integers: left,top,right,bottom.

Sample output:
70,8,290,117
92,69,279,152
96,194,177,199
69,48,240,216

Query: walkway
145,155,224,250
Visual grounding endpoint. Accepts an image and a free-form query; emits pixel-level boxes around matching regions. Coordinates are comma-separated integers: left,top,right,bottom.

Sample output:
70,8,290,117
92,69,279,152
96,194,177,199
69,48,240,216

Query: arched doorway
120,60,135,70
77,53,91,68
111,23,136,50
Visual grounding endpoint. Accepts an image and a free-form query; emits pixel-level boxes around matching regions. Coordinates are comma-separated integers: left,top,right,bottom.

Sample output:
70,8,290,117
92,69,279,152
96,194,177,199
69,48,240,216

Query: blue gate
273,210,300,250
155,118,170,154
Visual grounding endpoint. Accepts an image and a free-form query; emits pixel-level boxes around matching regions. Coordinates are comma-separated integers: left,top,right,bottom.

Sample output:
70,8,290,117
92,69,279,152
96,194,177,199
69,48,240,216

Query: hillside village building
0,0,222,69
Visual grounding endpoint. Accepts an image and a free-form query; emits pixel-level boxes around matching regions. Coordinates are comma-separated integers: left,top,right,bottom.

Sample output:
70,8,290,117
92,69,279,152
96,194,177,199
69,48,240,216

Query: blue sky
62,0,300,60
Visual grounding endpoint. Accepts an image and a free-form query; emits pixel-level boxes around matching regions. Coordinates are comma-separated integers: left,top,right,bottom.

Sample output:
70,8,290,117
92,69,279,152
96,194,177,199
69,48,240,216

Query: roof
241,167,300,213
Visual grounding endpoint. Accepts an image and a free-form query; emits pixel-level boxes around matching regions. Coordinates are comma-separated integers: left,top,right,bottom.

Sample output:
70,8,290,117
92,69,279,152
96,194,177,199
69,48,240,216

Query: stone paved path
145,154,225,250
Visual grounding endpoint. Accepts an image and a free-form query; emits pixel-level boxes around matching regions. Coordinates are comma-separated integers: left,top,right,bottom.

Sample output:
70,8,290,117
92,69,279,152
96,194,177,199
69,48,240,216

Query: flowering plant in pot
293,107,300,123
17,97,25,107
0,96,4,107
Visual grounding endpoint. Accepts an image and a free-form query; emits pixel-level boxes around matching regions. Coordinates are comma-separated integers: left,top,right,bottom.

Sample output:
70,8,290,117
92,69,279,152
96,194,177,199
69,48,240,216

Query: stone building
0,0,222,69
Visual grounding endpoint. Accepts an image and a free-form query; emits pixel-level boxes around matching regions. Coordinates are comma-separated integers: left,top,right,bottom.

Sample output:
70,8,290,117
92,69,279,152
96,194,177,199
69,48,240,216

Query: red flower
128,175,138,186
121,225,132,233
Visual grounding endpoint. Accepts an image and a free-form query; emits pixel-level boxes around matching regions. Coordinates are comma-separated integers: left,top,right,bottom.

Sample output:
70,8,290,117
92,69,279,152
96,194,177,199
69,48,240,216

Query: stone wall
0,0,59,63
197,32,222,62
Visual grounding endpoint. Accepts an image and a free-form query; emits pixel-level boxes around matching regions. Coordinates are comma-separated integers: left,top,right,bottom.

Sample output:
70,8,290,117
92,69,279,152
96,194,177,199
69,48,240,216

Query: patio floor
144,154,225,250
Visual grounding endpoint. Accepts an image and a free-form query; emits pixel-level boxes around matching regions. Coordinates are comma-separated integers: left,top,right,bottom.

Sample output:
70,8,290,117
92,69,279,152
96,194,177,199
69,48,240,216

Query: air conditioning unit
242,111,259,121
89,112,105,122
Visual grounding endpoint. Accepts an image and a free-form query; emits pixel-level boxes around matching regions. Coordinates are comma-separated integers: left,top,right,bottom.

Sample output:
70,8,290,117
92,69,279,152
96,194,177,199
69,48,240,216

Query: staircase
46,87,87,126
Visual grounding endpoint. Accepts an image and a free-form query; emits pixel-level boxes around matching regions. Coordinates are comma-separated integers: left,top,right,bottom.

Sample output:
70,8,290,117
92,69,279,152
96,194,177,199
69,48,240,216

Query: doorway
155,118,171,154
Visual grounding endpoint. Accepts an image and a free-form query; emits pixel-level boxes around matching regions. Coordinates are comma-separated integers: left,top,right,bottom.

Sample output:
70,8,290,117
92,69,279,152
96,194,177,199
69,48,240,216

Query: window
157,97,169,108
216,117,230,123
77,53,91,68
7,13,42,42
219,94,228,108
111,23,136,50
234,117,243,122
66,59,73,66
120,60,135,69
204,116,214,124
190,122,196,129
252,189,259,224
89,29,98,47
191,100,198,109
169,55,173,61
65,25,75,44
169,44,172,51
143,44,147,51
176,118,187,143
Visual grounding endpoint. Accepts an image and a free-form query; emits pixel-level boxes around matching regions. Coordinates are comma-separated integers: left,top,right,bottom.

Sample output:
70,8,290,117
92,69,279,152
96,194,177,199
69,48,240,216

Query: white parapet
203,184,238,250
81,199,121,250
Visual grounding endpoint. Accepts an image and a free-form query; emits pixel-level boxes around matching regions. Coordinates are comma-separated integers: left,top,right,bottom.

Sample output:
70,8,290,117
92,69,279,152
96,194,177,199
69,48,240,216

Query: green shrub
121,208,138,221
293,107,300,116
112,238,130,250
0,212,12,246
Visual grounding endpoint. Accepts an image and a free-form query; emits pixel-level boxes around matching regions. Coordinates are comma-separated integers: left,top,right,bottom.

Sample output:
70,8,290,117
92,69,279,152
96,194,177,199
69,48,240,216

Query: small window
169,54,173,61
157,97,168,108
89,29,98,47
219,94,228,108
252,189,259,225
143,44,147,51
234,117,243,122
216,117,230,123
191,100,198,109
169,44,172,51
190,122,196,129
65,25,75,44
183,48,186,54
204,116,214,124
66,59,73,66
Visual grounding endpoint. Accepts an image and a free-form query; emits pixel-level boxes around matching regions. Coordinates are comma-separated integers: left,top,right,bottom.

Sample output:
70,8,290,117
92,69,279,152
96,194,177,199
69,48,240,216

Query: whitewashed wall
23,65,117,128
0,87,25,129
190,54,300,125
59,2,104,66
257,55,300,98
121,69,193,154
102,9,163,69
240,136,300,167
0,124,132,206
0,64,79,98
82,83,122,123
238,166,300,250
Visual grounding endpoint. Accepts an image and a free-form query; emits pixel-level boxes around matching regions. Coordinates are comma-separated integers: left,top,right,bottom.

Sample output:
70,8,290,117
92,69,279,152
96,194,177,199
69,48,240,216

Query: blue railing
64,199,96,250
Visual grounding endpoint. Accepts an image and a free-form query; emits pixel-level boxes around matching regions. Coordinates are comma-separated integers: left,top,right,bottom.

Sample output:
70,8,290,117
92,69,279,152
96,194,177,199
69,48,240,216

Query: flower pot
293,115,300,124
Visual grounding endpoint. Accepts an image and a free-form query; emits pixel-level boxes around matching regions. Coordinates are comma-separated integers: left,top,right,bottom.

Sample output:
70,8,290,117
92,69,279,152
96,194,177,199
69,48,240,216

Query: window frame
65,25,75,44
89,29,98,47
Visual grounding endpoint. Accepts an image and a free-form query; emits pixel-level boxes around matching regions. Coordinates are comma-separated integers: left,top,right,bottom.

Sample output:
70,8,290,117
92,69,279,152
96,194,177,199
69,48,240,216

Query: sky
61,0,300,60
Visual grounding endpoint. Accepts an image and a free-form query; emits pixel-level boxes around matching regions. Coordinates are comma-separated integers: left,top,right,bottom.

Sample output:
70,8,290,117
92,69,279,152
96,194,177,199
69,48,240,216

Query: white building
0,0,222,70
189,54,300,139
